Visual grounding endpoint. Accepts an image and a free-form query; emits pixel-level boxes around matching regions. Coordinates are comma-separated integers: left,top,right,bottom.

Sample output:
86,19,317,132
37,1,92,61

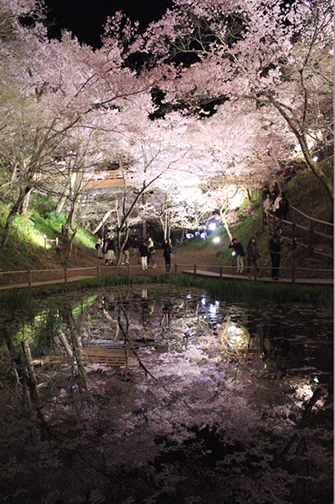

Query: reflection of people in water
161,301,173,331
140,291,155,326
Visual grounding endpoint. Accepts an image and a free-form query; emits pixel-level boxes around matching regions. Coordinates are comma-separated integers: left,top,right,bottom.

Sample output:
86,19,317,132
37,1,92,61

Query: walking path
182,269,333,285
0,265,332,290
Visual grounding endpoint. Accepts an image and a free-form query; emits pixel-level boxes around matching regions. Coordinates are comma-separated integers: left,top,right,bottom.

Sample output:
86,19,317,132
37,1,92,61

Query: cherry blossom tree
137,0,333,202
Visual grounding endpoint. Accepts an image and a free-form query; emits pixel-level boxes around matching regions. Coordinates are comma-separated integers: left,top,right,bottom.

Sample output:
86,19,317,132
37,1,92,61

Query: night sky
44,0,172,48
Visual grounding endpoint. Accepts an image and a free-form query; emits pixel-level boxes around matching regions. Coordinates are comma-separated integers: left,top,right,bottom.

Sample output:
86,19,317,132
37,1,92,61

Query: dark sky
45,0,172,48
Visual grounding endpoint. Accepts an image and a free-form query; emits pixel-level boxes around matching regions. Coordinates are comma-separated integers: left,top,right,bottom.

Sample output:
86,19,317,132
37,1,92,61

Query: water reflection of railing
0,262,332,289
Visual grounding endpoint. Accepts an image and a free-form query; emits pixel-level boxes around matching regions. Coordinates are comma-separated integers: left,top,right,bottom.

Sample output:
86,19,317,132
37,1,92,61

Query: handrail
290,204,333,227
0,261,332,289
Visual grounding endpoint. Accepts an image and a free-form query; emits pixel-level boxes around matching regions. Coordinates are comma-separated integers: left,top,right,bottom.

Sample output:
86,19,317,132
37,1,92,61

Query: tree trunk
20,187,33,214
92,203,118,235
56,193,67,213
2,186,31,248
219,207,233,242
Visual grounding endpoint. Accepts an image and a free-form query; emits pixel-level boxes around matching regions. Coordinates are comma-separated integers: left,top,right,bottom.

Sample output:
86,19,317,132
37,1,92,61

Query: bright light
313,155,318,162
208,222,216,231
186,233,194,239
209,303,217,315
200,232,206,239
213,237,220,244
201,297,206,306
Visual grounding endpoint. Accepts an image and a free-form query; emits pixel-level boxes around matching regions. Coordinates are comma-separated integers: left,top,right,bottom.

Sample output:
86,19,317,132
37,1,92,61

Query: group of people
95,236,130,266
139,237,173,271
262,183,290,223
229,225,284,280
96,235,173,272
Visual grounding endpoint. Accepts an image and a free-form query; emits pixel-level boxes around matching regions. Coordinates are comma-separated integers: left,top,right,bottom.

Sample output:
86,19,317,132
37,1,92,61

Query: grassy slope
0,164,333,273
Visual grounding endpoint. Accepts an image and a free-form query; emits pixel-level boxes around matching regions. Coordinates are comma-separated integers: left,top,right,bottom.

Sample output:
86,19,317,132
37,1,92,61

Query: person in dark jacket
105,238,116,265
278,193,290,221
269,226,283,280
247,236,261,277
229,237,245,273
139,240,149,270
162,239,173,271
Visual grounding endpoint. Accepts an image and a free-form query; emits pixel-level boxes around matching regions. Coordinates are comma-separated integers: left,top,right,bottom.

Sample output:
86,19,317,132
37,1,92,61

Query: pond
0,285,333,504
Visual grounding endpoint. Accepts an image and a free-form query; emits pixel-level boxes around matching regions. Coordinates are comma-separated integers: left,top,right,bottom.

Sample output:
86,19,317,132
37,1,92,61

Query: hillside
0,165,333,276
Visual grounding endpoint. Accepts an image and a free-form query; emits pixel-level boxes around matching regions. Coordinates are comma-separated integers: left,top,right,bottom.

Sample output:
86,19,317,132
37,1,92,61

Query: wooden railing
262,204,333,260
173,263,333,284
0,259,332,290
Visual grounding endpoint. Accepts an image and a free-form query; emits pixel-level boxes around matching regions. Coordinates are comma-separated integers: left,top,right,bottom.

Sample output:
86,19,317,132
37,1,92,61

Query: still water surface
0,285,333,504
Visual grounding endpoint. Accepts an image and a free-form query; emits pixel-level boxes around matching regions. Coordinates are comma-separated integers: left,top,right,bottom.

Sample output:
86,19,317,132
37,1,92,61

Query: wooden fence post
220,267,223,279
174,263,178,273
64,268,68,284
193,264,197,274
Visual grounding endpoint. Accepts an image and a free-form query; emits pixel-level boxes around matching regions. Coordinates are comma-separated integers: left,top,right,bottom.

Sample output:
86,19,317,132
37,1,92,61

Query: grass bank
0,273,332,310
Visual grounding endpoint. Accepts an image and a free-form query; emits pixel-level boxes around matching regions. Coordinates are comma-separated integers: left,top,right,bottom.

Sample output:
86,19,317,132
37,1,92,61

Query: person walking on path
263,193,273,226
105,238,116,265
278,193,290,221
229,237,245,273
121,239,130,265
261,185,270,202
163,239,173,271
273,192,283,218
247,236,261,277
139,240,149,271
269,226,283,280
147,236,156,268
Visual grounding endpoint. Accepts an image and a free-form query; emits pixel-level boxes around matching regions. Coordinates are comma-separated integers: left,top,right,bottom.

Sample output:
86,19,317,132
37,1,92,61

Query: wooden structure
81,347,134,366
262,204,333,260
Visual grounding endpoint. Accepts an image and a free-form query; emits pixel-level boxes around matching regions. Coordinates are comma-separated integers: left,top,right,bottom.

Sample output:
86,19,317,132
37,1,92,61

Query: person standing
95,237,103,258
263,193,273,225
139,240,149,271
105,238,116,265
278,193,290,221
121,239,130,265
229,237,245,273
132,237,139,256
163,239,173,271
273,192,283,218
247,236,261,277
147,236,156,268
269,226,283,280
261,185,270,202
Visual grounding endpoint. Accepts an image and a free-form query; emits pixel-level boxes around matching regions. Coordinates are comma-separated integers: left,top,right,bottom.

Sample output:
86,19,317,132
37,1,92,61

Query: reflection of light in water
201,297,206,306
209,304,216,315
187,294,193,299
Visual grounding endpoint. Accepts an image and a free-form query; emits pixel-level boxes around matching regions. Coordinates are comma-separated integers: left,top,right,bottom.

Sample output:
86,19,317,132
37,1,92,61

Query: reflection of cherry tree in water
0,287,332,504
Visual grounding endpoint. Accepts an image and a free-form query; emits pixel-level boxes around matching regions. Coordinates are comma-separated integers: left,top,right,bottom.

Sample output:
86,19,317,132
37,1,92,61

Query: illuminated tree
139,0,333,202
